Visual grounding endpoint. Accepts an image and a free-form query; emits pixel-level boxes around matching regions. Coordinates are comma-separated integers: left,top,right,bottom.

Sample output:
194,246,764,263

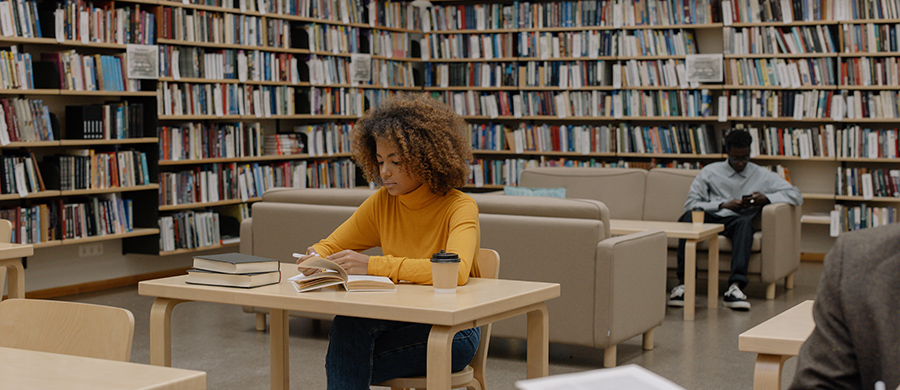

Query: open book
288,256,395,292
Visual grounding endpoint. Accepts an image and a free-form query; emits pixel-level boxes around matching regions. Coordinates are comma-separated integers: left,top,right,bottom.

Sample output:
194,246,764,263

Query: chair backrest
0,219,12,243
0,299,135,361
519,167,649,220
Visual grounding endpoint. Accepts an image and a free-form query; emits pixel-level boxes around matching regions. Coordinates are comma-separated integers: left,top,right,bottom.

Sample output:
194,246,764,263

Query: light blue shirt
684,161,803,217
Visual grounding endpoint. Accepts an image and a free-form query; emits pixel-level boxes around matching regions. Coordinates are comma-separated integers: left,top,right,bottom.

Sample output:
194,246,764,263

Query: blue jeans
325,315,480,390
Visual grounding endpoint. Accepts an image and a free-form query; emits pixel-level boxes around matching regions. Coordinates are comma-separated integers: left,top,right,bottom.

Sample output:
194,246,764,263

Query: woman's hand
326,250,370,275
296,246,321,276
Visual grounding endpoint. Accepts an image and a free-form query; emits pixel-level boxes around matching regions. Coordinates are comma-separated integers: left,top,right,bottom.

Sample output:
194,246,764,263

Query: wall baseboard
22,267,192,299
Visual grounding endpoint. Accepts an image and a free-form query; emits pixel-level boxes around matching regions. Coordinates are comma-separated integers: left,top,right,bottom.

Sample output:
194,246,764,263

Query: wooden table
610,219,724,321
739,300,815,390
0,346,206,389
139,263,560,390
0,242,34,299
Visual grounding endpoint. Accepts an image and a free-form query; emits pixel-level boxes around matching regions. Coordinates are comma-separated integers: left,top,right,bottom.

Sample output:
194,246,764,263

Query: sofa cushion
665,232,763,252
643,168,700,222
519,167,648,220
503,186,566,198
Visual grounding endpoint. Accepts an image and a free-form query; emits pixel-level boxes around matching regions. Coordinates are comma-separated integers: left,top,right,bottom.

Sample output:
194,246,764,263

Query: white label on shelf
473,165,484,188
0,2,13,37
781,0,793,23
540,35,550,60
513,95,523,118
54,9,64,42
572,34,582,58
830,210,840,237
862,173,874,200
0,109,8,146
556,94,567,118
589,32,599,59
722,1,733,26
14,162,26,197
79,11,89,43
718,96,728,122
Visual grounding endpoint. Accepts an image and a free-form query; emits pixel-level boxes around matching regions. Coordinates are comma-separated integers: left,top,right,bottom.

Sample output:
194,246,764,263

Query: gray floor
58,262,822,390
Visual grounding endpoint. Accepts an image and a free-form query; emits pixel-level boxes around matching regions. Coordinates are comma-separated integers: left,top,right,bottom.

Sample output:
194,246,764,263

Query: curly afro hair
351,93,472,195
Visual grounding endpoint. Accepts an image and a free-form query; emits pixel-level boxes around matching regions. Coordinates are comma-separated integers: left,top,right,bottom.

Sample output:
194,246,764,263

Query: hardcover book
192,252,279,274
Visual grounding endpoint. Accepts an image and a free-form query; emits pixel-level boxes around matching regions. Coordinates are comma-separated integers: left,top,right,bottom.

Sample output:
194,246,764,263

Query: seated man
667,129,802,310
790,223,900,390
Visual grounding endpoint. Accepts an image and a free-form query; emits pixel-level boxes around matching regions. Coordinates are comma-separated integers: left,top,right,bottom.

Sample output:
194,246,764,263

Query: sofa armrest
240,217,253,255
595,229,666,347
760,203,801,284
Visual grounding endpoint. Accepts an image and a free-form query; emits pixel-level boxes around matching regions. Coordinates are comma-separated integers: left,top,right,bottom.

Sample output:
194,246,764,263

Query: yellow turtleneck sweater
311,185,481,285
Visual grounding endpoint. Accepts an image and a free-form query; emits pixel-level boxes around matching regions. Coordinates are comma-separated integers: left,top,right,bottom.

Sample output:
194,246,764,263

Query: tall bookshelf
0,0,161,252
418,0,900,258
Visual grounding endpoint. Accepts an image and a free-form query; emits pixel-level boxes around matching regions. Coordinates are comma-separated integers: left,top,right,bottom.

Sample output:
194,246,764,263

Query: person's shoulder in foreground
790,223,900,390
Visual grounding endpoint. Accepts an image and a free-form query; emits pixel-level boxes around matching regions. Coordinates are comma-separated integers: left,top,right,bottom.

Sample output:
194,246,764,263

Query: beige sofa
518,167,801,299
240,187,667,367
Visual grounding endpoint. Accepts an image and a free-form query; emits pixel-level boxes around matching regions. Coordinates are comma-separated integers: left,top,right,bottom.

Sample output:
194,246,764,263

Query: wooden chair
0,298,135,361
376,248,500,390
0,219,14,300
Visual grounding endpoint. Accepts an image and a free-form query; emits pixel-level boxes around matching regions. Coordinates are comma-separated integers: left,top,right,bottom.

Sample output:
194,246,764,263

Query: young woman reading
294,93,481,389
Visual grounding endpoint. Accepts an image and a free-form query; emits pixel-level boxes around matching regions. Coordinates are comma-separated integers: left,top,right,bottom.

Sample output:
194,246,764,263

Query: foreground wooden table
0,346,206,389
0,242,34,300
139,263,560,390
610,219,724,321
739,300,815,390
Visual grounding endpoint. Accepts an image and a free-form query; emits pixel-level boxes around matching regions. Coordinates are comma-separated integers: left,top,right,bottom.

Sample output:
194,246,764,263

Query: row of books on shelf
41,149,151,191
729,89,900,121
0,194,132,243
432,89,712,118
0,0,40,38
724,25,838,55
40,51,138,92
296,122,352,156
159,159,356,206
0,48,33,90
0,98,54,143
159,122,264,161
65,102,144,140
422,28,696,61
836,125,900,158
308,56,417,87
158,8,267,47
304,87,396,116
0,153,42,195
726,0,822,24
617,124,717,154
830,203,898,236
160,46,301,84
424,0,716,31
466,156,705,187
841,57,900,87
264,134,304,155
158,82,295,117
840,22,900,53
746,125,835,159
836,167,900,198
53,0,156,44
306,23,366,54
725,57,836,88
159,210,221,252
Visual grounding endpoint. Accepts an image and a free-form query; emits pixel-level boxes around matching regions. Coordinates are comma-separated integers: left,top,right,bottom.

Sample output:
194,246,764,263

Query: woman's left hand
327,250,370,275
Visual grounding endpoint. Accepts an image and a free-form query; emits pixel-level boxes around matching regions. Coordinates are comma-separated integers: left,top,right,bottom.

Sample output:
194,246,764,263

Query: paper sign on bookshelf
685,54,722,83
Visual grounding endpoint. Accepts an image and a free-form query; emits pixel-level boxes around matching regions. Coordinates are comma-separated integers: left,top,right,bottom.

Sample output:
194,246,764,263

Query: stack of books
186,253,281,288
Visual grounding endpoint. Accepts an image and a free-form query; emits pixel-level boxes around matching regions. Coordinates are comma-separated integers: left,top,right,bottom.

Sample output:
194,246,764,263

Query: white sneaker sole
724,300,751,310
667,299,684,307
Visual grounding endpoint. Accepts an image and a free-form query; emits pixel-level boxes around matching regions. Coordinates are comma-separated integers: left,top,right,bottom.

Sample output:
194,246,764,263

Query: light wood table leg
149,298,187,366
753,354,790,390
526,303,549,378
0,259,24,299
684,240,697,321
269,309,289,390
707,235,719,311
426,325,454,390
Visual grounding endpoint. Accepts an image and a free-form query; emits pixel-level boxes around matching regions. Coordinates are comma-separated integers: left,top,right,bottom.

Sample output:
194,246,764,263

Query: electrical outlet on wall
78,243,103,258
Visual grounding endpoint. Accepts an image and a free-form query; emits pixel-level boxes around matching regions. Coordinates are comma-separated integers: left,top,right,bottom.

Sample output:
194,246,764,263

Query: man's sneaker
723,284,751,310
667,284,685,307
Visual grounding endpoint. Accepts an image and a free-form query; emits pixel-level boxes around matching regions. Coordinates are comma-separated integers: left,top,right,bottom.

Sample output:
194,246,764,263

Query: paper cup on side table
431,250,460,294
692,209,705,225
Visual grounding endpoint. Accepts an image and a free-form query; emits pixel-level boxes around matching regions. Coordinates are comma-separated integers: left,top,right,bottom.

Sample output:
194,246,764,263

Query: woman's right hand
296,247,320,276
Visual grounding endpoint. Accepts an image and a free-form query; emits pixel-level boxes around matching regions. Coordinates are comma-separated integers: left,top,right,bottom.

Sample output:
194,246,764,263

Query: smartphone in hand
742,194,755,206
